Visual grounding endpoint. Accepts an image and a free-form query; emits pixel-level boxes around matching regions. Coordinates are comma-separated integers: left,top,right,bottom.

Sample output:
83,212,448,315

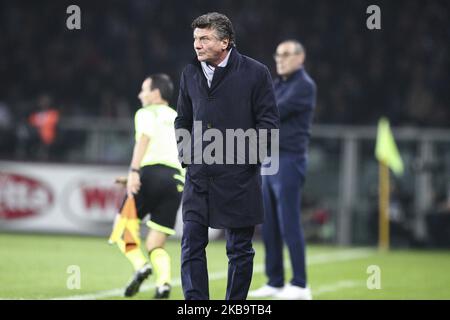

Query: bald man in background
250,40,316,300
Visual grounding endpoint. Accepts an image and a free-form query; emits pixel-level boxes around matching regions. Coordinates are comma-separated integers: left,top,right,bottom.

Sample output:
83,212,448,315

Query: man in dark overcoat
175,12,279,300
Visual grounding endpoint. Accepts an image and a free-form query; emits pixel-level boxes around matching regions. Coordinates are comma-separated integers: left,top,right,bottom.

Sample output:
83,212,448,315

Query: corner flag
375,117,404,176
375,117,404,251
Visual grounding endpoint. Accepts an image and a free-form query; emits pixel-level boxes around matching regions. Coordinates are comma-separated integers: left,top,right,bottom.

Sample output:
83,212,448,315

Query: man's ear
150,88,161,101
299,52,306,65
222,39,229,50
155,89,163,100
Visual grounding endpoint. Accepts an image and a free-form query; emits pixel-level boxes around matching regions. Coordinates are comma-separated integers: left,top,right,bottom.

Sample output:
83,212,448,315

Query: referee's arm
127,133,150,196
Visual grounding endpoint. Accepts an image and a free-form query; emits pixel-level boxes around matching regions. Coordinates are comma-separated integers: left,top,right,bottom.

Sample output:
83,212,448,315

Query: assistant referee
118,74,184,299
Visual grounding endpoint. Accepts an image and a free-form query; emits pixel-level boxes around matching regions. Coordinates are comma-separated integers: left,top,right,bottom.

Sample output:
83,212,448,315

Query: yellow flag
375,118,404,176
108,196,140,246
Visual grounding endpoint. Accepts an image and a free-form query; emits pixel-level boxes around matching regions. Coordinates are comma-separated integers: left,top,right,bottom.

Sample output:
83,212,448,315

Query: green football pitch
0,233,449,300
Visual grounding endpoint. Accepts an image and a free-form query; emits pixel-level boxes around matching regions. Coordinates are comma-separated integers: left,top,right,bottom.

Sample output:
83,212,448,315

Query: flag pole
378,161,390,251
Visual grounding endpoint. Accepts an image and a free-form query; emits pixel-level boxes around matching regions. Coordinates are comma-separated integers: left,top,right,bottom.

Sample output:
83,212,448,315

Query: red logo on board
0,173,53,219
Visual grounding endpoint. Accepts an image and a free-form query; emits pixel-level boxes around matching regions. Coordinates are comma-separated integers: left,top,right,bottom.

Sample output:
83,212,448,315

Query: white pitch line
313,280,362,296
49,249,373,300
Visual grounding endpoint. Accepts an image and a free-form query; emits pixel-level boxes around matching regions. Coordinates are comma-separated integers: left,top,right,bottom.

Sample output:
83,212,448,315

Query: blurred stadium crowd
0,0,449,160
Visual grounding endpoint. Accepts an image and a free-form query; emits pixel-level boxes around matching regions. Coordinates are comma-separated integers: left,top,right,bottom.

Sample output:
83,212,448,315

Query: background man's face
274,42,305,77
193,28,228,65
138,78,156,106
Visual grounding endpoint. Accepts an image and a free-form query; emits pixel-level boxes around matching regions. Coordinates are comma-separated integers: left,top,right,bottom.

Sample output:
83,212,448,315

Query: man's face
274,42,305,77
138,78,156,107
193,27,228,65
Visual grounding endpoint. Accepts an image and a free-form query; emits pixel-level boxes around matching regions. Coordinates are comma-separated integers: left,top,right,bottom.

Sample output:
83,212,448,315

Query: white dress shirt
200,48,233,88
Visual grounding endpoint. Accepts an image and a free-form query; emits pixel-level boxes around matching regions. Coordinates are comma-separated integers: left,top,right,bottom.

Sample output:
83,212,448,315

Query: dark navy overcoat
174,49,279,228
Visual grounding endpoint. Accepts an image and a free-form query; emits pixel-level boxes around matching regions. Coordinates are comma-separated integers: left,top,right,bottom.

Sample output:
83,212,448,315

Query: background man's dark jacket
175,49,280,228
274,68,316,155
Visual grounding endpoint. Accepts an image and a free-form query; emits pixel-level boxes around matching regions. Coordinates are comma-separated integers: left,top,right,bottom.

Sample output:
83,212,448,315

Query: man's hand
115,176,127,186
127,171,141,197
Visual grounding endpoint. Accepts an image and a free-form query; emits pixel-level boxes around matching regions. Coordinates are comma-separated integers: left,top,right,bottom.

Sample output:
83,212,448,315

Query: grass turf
0,233,449,300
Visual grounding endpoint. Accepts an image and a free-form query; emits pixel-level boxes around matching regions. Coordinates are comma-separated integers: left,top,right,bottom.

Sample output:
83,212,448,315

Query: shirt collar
279,67,304,83
218,48,232,67
201,49,233,87
202,48,233,70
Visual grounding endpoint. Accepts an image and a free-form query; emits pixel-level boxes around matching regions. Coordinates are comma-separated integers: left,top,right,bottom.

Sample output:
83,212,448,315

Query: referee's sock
125,247,148,271
149,248,171,286
117,239,148,271
120,227,148,271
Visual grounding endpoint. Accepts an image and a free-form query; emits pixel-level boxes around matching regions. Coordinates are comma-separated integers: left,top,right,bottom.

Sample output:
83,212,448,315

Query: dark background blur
0,0,449,129
0,0,449,246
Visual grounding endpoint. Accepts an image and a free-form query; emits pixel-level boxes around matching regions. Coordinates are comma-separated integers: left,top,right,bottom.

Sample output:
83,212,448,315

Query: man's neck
145,99,168,107
208,49,230,67
281,67,303,81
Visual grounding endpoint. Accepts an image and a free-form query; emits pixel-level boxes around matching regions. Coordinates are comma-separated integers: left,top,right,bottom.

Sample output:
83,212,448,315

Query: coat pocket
211,166,260,217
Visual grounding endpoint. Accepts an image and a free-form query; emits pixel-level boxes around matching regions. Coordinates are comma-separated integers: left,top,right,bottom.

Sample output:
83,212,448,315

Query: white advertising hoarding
0,161,127,236
0,161,183,236
0,161,224,239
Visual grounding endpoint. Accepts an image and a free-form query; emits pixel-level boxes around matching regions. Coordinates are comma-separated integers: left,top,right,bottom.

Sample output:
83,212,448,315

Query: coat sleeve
174,70,193,167
278,81,316,121
175,69,193,132
252,66,280,161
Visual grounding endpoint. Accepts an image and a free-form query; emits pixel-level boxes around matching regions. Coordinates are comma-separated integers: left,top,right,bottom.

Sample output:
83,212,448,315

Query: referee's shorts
119,164,183,235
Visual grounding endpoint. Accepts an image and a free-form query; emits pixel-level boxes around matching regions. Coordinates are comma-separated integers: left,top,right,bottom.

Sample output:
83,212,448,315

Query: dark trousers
181,220,255,300
262,152,307,288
